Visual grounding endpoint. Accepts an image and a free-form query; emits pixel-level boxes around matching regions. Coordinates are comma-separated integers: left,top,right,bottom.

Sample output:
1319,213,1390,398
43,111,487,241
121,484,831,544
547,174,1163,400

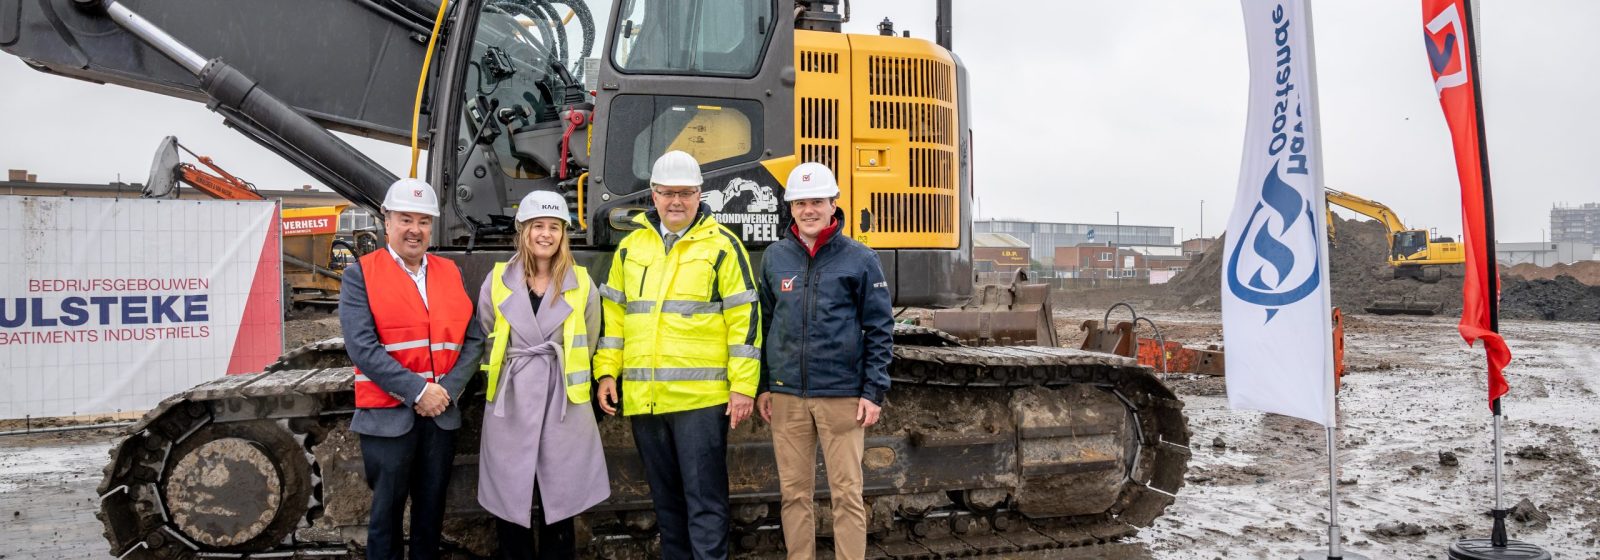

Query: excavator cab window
603,95,762,194
612,0,775,77
1393,230,1428,259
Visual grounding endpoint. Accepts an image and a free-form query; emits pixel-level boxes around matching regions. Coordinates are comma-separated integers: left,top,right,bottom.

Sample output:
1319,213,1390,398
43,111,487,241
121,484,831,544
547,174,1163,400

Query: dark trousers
360,418,457,560
631,405,730,560
494,482,576,560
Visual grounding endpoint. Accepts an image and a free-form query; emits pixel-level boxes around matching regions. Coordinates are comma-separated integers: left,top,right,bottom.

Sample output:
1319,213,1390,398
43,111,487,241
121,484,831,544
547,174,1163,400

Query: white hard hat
650,150,703,187
382,177,440,217
783,162,840,201
515,190,570,224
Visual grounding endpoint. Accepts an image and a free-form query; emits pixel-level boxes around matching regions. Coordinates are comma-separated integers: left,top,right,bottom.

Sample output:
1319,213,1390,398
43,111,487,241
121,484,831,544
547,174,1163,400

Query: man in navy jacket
756,162,893,560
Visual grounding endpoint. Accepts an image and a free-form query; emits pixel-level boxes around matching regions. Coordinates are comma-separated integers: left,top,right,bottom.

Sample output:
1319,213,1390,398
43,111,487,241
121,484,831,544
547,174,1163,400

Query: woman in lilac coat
476,191,609,559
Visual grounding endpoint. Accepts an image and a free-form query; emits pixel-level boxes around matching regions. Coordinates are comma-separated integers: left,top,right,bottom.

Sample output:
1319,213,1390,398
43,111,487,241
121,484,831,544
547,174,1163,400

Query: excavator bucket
930,271,1060,346
1365,295,1443,316
142,136,181,198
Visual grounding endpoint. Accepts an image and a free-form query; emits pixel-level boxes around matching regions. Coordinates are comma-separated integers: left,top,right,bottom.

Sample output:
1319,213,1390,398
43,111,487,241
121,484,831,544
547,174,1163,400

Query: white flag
1223,0,1336,427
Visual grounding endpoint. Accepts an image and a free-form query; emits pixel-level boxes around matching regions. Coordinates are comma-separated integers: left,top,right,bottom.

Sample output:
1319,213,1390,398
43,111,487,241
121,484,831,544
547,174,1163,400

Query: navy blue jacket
758,210,893,404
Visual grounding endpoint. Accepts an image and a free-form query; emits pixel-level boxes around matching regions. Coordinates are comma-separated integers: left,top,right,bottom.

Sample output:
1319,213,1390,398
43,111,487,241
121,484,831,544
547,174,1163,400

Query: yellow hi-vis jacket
594,210,761,415
482,262,593,405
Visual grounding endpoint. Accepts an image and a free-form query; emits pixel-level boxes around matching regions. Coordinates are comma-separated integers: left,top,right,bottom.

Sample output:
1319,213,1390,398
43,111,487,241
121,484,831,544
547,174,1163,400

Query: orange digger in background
143,136,358,310
1081,304,1348,388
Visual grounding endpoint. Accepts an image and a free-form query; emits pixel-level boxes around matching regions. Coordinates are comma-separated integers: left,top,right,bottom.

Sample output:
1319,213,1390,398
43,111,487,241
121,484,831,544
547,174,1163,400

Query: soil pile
1162,215,1468,315
1500,275,1600,321
1506,261,1600,286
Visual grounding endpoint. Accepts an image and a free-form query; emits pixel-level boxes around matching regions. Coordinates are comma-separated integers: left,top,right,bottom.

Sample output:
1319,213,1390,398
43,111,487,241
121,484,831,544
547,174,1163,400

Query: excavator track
97,328,1189,559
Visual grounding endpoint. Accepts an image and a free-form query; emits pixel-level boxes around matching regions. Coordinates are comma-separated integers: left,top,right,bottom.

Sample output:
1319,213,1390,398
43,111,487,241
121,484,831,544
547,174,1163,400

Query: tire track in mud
1119,312,1600,559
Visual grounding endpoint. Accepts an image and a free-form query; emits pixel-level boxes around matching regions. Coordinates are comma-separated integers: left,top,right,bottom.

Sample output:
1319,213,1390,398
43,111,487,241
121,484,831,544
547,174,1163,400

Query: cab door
588,0,795,248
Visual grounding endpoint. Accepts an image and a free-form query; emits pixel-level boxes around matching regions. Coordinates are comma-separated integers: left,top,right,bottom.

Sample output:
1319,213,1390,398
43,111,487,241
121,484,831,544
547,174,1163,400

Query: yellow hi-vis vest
481,262,592,404
592,212,762,415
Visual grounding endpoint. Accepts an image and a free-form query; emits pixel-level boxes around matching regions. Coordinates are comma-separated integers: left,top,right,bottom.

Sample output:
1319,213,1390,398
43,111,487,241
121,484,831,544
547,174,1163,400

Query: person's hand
415,383,450,417
727,392,754,429
857,398,881,428
756,392,773,423
596,377,619,416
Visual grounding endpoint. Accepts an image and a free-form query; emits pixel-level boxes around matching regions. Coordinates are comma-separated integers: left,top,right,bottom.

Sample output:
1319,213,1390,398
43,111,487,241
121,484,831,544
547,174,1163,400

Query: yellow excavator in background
1325,187,1464,282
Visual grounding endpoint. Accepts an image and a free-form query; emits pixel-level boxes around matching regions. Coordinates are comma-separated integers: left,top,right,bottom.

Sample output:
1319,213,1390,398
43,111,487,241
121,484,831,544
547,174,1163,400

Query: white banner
1223,0,1336,427
0,197,282,419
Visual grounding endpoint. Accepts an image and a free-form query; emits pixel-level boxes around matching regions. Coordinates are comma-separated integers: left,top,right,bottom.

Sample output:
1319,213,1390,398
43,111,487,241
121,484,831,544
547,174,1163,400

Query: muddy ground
2,309,1597,559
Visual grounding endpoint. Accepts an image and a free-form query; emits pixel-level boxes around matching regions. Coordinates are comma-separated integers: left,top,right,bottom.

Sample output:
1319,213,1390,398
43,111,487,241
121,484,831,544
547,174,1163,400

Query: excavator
2,1,1190,557
1325,187,1465,282
142,135,360,308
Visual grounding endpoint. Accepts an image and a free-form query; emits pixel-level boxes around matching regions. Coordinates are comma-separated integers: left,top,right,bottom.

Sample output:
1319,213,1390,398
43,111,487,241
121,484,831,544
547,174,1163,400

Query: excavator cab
1392,229,1430,261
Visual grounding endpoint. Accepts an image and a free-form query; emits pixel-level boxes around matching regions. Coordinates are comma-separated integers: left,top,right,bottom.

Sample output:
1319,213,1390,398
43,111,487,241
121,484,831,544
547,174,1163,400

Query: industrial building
975,219,1177,268
1497,242,1596,267
1551,202,1600,245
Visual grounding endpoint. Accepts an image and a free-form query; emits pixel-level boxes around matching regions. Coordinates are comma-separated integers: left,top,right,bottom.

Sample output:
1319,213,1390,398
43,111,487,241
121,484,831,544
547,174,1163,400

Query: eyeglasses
652,188,700,200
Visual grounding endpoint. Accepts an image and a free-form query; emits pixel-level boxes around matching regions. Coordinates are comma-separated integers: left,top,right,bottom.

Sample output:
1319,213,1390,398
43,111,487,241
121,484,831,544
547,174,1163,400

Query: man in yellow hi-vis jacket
593,150,760,560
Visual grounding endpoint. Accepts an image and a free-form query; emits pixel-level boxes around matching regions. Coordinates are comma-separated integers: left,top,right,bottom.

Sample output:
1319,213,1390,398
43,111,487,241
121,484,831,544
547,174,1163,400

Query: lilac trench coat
475,260,610,527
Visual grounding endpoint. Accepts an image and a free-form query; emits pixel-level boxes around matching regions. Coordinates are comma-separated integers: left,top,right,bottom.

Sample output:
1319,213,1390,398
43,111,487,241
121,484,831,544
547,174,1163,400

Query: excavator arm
1324,187,1411,233
1,0,439,216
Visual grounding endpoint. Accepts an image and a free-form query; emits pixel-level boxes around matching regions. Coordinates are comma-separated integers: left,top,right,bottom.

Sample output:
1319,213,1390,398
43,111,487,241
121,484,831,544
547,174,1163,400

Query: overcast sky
2,0,1595,244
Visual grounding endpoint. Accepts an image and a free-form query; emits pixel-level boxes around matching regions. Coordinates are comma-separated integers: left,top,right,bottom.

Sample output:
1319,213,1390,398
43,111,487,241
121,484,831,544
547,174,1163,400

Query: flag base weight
1298,551,1369,560
1448,539,1550,560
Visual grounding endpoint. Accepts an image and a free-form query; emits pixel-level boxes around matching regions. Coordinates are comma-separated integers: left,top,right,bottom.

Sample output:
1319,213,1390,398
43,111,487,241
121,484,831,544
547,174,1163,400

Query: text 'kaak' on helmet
515,190,571,224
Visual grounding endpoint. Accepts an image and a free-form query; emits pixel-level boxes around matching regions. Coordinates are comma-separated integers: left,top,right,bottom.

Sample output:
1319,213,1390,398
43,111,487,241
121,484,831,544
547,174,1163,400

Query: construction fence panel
0,196,282,419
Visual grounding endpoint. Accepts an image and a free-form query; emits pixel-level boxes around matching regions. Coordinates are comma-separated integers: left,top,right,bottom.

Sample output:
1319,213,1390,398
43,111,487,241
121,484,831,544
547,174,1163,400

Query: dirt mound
1163,215,1467,315
1500,275,1600,321
1506,261,1600,286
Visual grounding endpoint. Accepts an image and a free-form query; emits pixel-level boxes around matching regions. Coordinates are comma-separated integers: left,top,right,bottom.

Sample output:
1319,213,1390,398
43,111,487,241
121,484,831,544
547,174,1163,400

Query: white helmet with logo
783,162,840,201
382,177,440,217
650,150,704,187
515,190,570,224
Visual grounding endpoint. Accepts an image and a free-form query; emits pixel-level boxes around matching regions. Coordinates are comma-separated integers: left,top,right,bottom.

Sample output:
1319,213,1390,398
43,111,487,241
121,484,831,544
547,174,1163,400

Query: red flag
1422,0,1509,406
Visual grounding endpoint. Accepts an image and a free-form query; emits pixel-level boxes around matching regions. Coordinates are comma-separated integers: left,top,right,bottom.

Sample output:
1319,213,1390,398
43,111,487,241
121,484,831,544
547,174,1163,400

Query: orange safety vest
353,250,474,409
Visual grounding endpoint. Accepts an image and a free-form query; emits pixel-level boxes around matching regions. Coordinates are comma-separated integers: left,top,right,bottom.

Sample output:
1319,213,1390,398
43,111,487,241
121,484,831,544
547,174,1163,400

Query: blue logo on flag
1086,228,1096,242
1226,162,1321,323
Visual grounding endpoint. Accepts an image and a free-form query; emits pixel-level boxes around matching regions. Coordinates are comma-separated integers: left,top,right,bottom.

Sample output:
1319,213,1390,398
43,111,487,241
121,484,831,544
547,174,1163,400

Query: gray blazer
339,259,485,437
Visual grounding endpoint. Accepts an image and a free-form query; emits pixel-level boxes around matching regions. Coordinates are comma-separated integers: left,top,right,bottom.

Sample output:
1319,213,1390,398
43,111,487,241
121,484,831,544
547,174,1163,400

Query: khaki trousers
770,393,866,560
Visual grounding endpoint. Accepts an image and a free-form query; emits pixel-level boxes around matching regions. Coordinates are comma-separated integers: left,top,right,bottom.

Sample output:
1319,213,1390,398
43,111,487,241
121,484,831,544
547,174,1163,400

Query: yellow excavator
1325,187,1464,282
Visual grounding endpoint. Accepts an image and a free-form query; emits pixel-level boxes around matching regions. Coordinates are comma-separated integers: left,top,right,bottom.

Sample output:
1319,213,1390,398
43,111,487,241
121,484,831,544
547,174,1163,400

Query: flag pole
1447,1,1547,558
1297,4,1363,557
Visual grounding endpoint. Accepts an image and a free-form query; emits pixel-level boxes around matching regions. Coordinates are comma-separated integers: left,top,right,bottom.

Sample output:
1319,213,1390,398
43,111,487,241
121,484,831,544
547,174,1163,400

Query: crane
1325,187,1464,281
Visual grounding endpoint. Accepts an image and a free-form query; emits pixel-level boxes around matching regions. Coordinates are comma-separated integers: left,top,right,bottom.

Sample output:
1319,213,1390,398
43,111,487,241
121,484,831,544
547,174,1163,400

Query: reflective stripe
598,336,625,350
721,290,758,308
622,367,728,382
570,334,589,348
430,342,460,352
660,300,721,315
383,339,430,352
355,371,435,382
566,370,591,386
625,300,725,316
728,344,760,359
599,284,628,304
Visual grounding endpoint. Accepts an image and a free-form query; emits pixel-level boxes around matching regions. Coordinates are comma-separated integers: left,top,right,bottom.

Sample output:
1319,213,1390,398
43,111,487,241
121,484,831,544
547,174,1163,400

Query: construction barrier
0,196,282,419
